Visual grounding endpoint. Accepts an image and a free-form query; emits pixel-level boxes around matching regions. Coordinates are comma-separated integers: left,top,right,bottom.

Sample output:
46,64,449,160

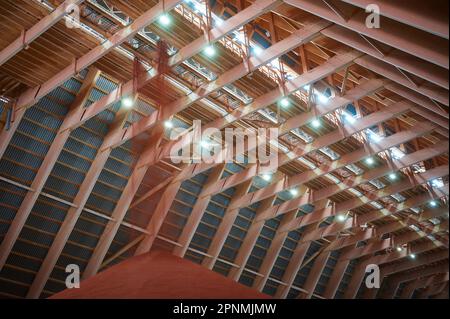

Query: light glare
158,14,171,26
122,97,134,109
280,98,290,108
365,157,375,165
164,121,174,129
311,119,321,128
204,45,216,57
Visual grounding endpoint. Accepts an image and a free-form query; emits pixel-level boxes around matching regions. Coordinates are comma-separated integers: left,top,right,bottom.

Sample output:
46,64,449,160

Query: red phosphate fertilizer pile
51,250,271,299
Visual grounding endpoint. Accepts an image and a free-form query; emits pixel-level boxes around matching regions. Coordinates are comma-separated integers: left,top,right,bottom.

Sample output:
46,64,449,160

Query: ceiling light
204,45,216,57
122,97,134,109
430,200,438,207
252,46,263,56
409,253,416,259
311,118,321,128
164,120,174,129
316,92,329,104
280,98,290,108
388,173,397,181
158,14,171,26
262,174,272,182
365,157,375,166
289,189,298,196
336,215,347,222
396,246,403,252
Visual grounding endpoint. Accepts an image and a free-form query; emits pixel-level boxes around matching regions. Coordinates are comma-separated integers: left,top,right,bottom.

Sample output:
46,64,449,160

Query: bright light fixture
316,93,329,104
409,253,416,259
388,173,397,181
204,45,216,57
430,200,438,207
158,14,171,26
365,157,375,165
252,46,263,56
122,97,134,109
280,98,290,108
337,215,347,222
289,189,299,196
164,120,174,129
311,119,321,128
396,246,403,252
262,174,272,182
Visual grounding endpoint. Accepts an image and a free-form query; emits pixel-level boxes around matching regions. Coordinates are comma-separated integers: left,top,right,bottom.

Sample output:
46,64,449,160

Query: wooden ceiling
0,0,448,299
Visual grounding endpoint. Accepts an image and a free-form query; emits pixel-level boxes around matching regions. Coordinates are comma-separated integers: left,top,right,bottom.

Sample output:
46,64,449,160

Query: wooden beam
173,163,226,257
0,0,85,66
25,105,132,298
0,67,101,272
0,0,183,160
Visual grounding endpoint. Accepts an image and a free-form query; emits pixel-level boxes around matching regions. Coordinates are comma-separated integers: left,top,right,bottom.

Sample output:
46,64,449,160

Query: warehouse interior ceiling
0,0,448,299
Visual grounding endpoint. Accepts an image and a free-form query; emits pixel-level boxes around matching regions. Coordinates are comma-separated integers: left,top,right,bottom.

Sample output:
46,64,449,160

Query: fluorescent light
158,14,171,26
122,97,134,108
204,45,216,57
